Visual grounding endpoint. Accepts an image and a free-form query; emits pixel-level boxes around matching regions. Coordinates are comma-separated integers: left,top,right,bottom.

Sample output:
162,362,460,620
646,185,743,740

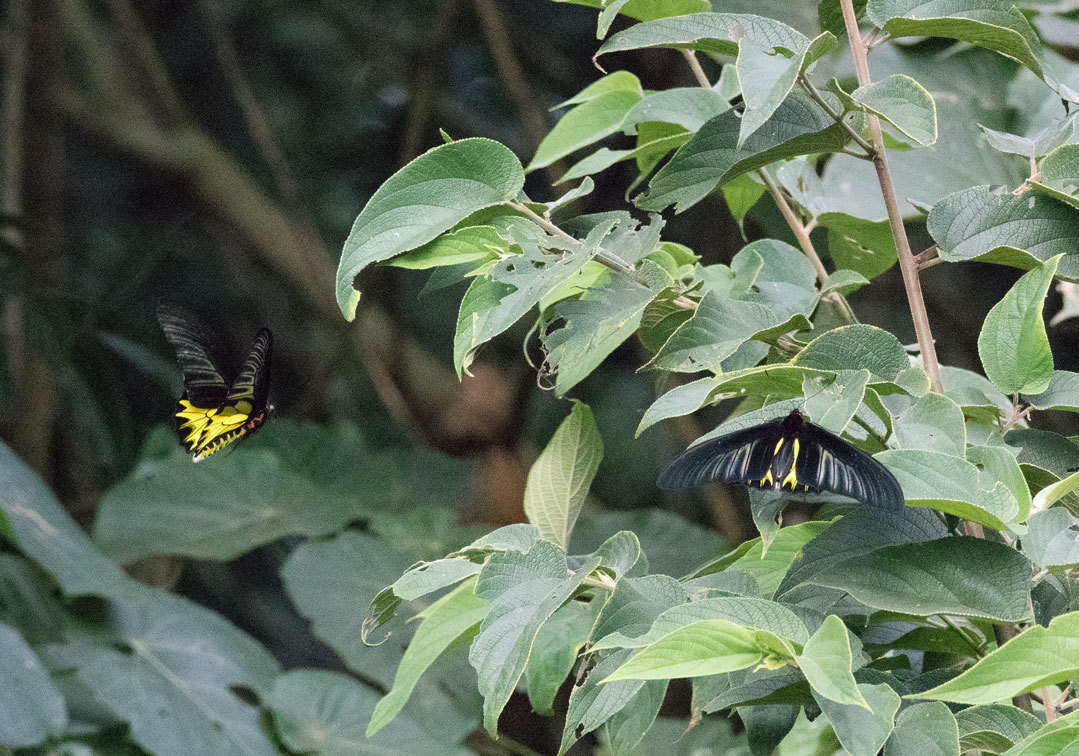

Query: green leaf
0,622,66,747
593,596,810,652
542,268,663,395
0,440,133,600
601,679,668,756
523,402,603,548
590,574,688,644
967,444,1032,524
1031,143,1079,211
336,138,525,319
529,74,644,171
866,0,1045,80
602,619,765,681
640,89,848,213
557,649,644,755
623,87,731,134
802,369,870,435
0,554,67,645
635,377,715,436
525,600,596,715
929,187,1079,280
367,579,490,736
1001,716,1079,756
1023,507,1079,569
978,255,1060,395
805,536,1033,620
820,211,898,279
272,670,470,756
816,682,901,756
851,74,938,146
69,590,280,756
792,324,909,382
722,172,768,231
892,392,966,457
644,290,779,373
1031,470,1079,518
570,509,724,577
821,269,871,296
884,701,959,756
777,506,948,599
955,704,1043,753
470,541,599,734
386,225,505,270
96,422,455,563
914,611,1079,704
1027,370,1079,411
797,615,869,708
706,521,829,598
453,223,597,377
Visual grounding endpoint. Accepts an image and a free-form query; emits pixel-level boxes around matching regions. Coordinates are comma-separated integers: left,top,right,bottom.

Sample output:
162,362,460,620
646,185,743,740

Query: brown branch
757,168,858,325
839,0,942,393
682,49,710,88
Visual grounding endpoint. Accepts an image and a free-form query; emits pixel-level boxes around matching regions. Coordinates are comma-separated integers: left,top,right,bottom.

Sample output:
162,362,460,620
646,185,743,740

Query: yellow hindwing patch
176,399,252,460
781,438,800,489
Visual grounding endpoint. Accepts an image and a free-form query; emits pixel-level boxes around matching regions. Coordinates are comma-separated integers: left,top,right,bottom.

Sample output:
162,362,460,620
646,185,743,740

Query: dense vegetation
3,0,1079,754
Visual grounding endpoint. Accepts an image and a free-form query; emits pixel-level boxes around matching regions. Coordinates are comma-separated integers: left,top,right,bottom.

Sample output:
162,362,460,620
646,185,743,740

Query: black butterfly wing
226,328,272,408
794,422,905,510
657,418,787,491
155,302,234,407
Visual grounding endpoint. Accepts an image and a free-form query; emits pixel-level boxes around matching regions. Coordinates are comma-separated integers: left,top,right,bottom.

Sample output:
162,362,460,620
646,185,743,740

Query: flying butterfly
156,302,273,462
658,409,905,510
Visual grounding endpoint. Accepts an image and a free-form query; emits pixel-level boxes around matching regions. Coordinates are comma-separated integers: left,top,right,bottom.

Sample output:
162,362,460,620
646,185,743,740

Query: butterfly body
156,303,273,462
658,409,904,509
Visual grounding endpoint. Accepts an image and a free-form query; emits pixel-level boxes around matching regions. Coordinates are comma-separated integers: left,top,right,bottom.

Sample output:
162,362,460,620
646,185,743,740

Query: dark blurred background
2,0,1079,750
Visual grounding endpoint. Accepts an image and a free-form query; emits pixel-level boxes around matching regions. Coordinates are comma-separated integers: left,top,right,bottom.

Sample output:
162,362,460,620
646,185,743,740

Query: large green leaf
528,72,644,171
1022,507,1079,570
0,622,66,747
1031,144,1079,211
892,392,966,457
523,401,603,548
816,682,901,756
0,440,133,600
929,187,1079,280
336,138,524,319
469,541,599,734
1027,370,1079,412
557,649,645,755
603,619,767,681
542,267,664,395
271,670,470,756
878,448,1019,530
792,324,909,382
95,423,461,562
884,702,959,756
64,590,280,756
367,579,490,737
639,89,848,213
914,611,1079,704
797,615,868,708
850,74,938,146
866,0,1045,79
525,600,596,715
977,255,1059,395
954,704,1044,753
805,536,1032,620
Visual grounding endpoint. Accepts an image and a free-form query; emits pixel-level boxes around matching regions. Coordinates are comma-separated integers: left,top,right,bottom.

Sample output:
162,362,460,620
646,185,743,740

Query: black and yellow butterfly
658,409,904,509
156,303,273,462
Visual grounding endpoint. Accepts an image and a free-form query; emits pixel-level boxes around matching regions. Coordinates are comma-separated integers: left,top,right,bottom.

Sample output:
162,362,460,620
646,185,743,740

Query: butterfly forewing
656,419,786,491
156,303,233,407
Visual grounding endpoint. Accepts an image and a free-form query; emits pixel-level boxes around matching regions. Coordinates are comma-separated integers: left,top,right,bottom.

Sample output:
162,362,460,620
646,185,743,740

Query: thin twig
757,168,858,324
940,615,986,658
799,74,874,154
1044,686,1058,722
914,244,938,264
682,49,711,88
839,0,942,393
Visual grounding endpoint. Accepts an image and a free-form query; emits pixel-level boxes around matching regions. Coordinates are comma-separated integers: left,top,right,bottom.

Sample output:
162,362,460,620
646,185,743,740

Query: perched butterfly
658,409,904,509
156,303,273,462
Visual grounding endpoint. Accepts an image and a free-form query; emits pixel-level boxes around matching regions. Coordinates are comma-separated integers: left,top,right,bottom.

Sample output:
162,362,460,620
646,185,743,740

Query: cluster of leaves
330,0,1079,753
4,0,1079,755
